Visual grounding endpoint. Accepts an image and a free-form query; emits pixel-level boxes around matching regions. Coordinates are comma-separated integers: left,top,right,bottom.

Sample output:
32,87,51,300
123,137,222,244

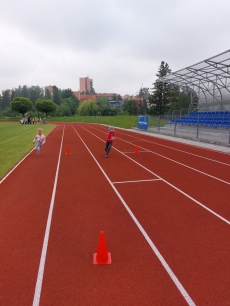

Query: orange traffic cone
93,231,112,265
66,146,71,154
135,145,139,153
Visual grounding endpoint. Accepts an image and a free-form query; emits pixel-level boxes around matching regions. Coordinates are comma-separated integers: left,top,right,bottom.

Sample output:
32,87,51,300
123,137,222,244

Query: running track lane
74,123,230,305
0,125,63,305
37,124,191,306
83,124,230,220
0,123,228,305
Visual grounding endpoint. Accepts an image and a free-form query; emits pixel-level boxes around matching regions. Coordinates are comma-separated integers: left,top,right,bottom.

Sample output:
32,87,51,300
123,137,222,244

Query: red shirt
106,131,115,142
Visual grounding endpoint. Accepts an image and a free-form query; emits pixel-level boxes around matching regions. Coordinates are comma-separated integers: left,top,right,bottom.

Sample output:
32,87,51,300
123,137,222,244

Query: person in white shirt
33,128,46,156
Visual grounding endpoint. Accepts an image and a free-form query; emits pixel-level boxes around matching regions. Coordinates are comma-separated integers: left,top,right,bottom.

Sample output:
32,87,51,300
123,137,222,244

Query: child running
104,126,115,158
33,128,46,156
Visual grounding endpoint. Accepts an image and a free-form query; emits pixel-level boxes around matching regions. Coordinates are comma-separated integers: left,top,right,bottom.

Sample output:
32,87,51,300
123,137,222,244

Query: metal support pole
197,115,200,139
174,120,177,136
229,127,230,145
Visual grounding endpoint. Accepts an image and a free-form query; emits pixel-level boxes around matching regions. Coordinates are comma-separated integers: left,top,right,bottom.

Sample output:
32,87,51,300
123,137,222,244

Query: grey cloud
1,0,230,95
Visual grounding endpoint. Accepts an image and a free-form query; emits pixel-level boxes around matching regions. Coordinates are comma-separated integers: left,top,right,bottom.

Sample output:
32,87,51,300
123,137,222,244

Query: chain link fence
146,112,230,147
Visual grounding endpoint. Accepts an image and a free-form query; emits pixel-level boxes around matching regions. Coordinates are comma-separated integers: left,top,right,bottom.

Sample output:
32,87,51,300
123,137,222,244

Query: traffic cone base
93,252,112,265
135,145,139,153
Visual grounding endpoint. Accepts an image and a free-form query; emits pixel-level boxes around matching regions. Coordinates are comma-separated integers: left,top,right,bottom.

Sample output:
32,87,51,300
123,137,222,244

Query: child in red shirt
104,126,115,158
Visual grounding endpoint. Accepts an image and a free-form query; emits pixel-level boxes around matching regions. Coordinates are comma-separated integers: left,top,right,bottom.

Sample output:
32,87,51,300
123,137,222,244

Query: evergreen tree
149,61,175,115
21,85,29,98
52,86,61,105
44,88,52,100
89,87,96,95
29,86,44,104
61,88,74,99
1,90,11,108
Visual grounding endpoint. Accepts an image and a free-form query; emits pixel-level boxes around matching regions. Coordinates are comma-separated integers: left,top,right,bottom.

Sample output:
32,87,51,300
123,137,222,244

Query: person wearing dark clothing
104,126,115,158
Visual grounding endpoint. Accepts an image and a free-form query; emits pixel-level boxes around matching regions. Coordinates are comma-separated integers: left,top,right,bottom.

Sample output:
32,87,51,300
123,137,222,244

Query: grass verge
0,123,56,179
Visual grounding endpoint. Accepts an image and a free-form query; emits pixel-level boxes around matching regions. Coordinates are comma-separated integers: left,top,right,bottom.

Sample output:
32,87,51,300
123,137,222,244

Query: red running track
0,123,229,306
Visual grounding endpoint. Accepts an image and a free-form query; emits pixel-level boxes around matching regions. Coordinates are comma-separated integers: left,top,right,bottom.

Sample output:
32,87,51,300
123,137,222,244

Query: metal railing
147,114,230,147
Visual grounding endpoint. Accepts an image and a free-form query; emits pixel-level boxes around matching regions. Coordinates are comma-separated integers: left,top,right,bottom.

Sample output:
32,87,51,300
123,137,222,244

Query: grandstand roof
158,49,230,91
157,50,230,111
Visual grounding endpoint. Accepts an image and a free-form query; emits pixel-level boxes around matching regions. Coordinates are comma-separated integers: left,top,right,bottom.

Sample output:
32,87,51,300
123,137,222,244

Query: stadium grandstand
158,49,230,113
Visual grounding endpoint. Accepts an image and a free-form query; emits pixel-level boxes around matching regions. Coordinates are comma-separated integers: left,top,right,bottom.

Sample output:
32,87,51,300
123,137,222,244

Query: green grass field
1,115,165,128
0,123,56,179
48,115,139,128
48,115,165,128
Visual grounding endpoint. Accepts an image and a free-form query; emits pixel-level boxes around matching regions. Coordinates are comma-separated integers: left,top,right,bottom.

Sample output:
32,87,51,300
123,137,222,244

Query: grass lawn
48,115,139,129
0,123,56,179
48,115,166,128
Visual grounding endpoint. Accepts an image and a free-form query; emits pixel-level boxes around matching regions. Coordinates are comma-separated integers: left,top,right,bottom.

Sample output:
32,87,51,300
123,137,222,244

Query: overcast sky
1,0,230,96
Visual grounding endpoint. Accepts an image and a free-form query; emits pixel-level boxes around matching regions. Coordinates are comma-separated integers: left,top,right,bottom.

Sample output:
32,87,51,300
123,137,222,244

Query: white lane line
78,124,230,225
0,148,34,184
0,126,57,185
118,130,230,166
32,125,65,306
119,138,230,186
87,124,230,166
113,179,161,184
72,125,196,306
122,151,149,153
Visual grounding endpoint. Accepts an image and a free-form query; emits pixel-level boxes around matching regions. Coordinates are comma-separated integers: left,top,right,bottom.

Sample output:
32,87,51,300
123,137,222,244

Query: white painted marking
122,150,149,153
88,124,230,166
113,178,161,184
0,148,34,184
72,125,196,306
118,130,230,166
32,125,64,306
78,124,230,225
121,140,230,186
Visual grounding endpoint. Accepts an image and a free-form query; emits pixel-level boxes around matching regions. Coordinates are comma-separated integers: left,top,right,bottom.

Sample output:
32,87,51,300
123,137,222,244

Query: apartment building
79,77,93,93
44,85,53,96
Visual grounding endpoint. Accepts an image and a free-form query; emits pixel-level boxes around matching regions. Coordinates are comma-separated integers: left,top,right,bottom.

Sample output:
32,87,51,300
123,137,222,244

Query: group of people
20,116,46,124
32,125,116,158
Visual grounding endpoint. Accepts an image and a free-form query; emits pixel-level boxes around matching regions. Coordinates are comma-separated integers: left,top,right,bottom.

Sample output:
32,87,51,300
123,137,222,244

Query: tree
61,88,74,99
59,104,72,116
52,86,61,105
35,99,57,117
99,105,119,116
11,97,33,116
61,97,78,115
123,99,138,115
29,86,44,104
89,87,96,95
1,90,11,109
44,88,52,100
96,96,108,107
77,100,98,116
21,85,29,99
149,61,174,115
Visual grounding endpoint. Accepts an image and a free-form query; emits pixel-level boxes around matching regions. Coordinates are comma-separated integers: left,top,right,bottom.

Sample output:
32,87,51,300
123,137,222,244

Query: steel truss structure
157,49,230,112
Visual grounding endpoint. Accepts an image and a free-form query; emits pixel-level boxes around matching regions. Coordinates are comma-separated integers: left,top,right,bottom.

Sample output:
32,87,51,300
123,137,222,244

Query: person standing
104,126,115,158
